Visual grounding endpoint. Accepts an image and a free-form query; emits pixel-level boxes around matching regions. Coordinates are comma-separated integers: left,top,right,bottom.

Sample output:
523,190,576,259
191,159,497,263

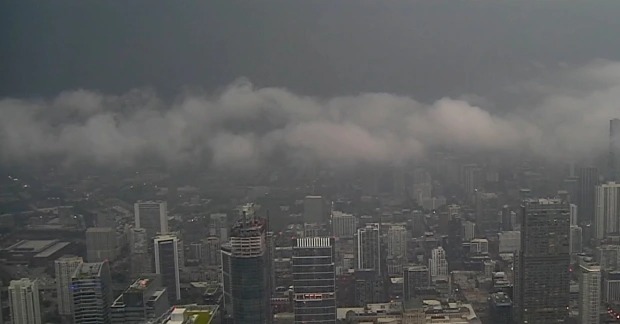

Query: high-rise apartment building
595,182,620,239
9,278,41,324
610,118,620,181
221,204,269,323
578,166,599,225
463,221,476,241
596,245,620,271
578,257,601,324
604,271,620,303
513,199,570,324
110,274,169,323
55,255,83,317
403,265,430,301
292,237,336,324
153,234,181,302
357,223,381,275
570,225,583,255
86,227,117,262
71,261,113,324
387,225,408,276
331,211,357,238
429,246,448,281
134,201,168,239
129,227,151,276
570,204,578,226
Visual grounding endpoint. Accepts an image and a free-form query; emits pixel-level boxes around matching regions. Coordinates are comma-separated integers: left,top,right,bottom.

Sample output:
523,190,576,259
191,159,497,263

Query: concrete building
578,257,601,324
202,236,220,266
498,231,520,254
86,227,117,262
488,292,512,324
463,221,475,242
134,201,168,239
578,166,599,225
570,225,583,255
292,237,336,323
303,196,325,223
129,227,151,276
513,199,570,324
110,274,169,323
72,261,113,324
9,278,41,324
469,239,488,255
595,182,620,239
429,246,448,281
596,244,620,271
154,234,181,302
332,211,357,238
570,204,578,226
604,271,620,303
221,204,270,323
403,265,430,301
357,223,381,275
55,255,83,317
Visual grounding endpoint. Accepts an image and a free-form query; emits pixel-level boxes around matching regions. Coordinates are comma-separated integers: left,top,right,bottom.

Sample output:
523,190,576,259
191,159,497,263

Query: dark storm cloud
1,61,619,169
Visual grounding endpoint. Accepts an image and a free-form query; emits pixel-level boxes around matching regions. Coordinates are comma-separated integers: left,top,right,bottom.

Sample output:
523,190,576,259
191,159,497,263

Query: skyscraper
578,257,601,324
153,234,181,302
594,181,620,239
9,278,41,324
134,201,168,239
513,199,570,324
209,213,228,242
129,227,151,277
357,223,381,275
71,261,113,324
387,225,408,276
221,203,269,323
55,255,83,317
578,166,599,225
292,237,336,324
570,225,583,255
86,227,117,262
331,211,357,238
610,118,620,181
403,265,430,301
110,274,169,324
428,246,448,281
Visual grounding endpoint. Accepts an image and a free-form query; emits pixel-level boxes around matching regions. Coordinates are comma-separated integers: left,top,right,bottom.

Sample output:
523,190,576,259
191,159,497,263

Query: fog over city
1,60,619,169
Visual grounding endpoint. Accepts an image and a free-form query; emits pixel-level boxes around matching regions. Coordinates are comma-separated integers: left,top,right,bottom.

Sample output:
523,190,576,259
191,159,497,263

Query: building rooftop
33,241,71,258
6,239,57,252
73,262,104,278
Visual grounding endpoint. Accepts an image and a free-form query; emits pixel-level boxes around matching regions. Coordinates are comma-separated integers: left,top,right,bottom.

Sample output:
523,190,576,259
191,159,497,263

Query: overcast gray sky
2,0,620,100
2,0,620,169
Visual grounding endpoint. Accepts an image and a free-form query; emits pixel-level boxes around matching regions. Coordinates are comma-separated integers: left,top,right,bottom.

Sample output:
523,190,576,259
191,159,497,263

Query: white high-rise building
570,225,583,255
154,234,181,301
332,211,357,238
578,257,601,324
357,223,381,275
429,246,448,281
9,278,41,324
570,204,578,226
134,201,168,239
595,182,620,239
55,255,83,317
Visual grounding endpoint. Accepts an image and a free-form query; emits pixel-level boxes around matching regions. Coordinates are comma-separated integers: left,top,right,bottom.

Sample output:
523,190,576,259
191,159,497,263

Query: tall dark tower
221,204,270,324
577,166,599,225
513,199,570,323
610,118,620,181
